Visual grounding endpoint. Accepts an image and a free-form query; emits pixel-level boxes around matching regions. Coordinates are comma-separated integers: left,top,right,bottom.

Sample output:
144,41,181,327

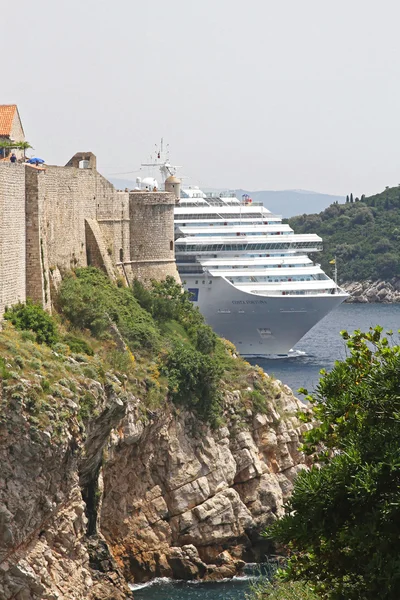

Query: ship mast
141,138,181,183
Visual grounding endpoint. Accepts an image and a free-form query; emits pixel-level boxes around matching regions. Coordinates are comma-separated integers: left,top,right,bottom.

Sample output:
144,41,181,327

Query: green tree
0,139,33,158
269,327,400,600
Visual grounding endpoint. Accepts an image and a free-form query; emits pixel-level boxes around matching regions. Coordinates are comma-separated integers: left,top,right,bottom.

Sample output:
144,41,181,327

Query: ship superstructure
139,145,348,356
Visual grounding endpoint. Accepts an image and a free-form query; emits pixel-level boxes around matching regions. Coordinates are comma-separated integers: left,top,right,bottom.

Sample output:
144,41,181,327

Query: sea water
130,304,400,599
250,303,400,393
131,575,254,600
131,564,268,600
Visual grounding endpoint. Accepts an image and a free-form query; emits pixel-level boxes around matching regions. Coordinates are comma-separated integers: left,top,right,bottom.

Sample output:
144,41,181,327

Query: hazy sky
3,0,400,195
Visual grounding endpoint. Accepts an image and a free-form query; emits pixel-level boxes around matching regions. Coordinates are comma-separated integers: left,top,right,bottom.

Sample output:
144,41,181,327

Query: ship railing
249,289,340,296
177,267,204,274
205,198,265,207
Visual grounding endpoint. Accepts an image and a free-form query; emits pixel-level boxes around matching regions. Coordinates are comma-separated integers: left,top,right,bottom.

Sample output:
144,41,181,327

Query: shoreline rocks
344,279,400,303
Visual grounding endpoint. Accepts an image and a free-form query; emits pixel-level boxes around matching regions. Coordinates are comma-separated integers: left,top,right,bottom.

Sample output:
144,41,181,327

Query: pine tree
346,195,349,203
350,193,354,203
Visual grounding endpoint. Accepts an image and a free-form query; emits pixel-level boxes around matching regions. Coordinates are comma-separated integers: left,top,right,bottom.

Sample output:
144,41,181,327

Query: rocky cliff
344,279,400,303
101,378,308,583
0,364,131,600
0,330,308,598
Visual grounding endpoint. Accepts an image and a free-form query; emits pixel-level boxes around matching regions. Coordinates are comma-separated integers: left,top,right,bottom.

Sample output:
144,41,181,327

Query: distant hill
109,178,344,218
288,187,400,283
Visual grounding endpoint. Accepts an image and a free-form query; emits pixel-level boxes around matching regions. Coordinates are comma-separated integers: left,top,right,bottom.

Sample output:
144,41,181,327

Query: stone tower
164,175,181,202
129,191,180,284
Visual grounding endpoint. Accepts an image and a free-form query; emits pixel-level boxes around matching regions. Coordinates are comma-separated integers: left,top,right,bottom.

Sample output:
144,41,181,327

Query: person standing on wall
10,153,17,163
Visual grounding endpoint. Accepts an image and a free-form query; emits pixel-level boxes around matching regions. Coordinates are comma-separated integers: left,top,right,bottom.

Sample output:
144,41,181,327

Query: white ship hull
182,274,347,356
137,146,348,356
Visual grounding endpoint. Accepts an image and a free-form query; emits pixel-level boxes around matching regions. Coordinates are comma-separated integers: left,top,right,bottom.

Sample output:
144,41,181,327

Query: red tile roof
0,105,17,136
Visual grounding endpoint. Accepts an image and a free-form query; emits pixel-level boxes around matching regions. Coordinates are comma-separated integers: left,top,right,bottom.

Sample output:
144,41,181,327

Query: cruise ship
140,148,349,356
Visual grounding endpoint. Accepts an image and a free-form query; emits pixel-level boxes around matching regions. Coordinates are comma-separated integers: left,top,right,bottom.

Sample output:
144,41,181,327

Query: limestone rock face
101,383,309,583
1,359,310,594
0,383,131,600
344,279,400,303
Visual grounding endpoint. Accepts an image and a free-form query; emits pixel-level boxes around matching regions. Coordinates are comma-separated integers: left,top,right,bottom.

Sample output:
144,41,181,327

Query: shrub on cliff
132,276,203,328
58,268,160,352
133,277,217,354
268,327,400,599
4,300,58,346
161,343,223,425
193,323,217,354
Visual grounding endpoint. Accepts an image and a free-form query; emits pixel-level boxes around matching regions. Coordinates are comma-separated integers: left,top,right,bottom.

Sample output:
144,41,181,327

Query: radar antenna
141,138,181,182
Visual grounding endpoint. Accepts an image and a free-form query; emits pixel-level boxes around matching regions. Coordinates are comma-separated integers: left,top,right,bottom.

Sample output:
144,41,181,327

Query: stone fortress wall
0,154,180,317
0,165,26,313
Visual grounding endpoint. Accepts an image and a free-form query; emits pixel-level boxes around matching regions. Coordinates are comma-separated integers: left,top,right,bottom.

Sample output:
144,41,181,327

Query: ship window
195,280,198,284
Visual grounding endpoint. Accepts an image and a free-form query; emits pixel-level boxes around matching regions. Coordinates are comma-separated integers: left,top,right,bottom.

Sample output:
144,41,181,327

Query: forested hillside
287,186,400,282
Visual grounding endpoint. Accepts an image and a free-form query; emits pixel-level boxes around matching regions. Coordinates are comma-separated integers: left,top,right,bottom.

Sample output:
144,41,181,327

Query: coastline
343,279,400,303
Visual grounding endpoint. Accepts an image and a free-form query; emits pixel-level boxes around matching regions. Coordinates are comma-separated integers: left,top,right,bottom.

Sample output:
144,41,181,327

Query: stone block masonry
0,155,180,316
0,164,26,317
128,191,180,283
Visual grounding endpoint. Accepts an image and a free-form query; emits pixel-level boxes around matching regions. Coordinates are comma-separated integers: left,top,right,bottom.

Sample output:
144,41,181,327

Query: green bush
78,392,97,422
106,350,133,374
249,389,268,413
58,268,160,352
0,357,12,380
4,300,58,346
133,276,203,329
162,343,223,426
249,580,320,600
63,334,94,356
193,324,217,355
269,327,400,599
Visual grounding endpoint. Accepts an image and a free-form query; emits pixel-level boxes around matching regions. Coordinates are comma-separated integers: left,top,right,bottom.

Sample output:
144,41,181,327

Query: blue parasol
28,157,45,164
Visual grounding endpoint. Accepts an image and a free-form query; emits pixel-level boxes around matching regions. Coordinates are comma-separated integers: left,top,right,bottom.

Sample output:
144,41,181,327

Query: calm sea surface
132,304,400,600
249,303,400,394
